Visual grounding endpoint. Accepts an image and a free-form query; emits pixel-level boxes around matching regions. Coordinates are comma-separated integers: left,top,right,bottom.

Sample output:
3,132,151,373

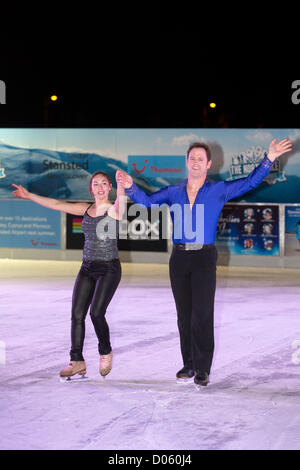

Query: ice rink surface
0,259,300,451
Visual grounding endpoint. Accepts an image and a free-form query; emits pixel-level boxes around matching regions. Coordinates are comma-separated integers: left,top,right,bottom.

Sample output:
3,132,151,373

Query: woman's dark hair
89,171,112,196
187,142,211,162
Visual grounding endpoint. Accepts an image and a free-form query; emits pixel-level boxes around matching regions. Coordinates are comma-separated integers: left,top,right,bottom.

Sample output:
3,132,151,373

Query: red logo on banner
132,160,148,174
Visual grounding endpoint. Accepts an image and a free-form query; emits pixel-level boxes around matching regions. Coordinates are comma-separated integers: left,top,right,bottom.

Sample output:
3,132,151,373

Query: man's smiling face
186,147,212,178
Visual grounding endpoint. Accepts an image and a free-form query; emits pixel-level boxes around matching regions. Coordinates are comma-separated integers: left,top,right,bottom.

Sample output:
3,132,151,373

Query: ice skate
99,351,113,378
176,366,194,384
59,361,88,382
194,371,209,390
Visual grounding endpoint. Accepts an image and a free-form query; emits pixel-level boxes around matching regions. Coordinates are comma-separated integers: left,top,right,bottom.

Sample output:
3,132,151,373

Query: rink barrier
1,201,300,268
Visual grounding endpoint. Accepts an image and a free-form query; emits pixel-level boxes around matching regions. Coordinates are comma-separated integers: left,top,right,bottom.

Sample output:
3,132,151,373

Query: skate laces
101,355,110,364
67,362,77,368
101,353,112,366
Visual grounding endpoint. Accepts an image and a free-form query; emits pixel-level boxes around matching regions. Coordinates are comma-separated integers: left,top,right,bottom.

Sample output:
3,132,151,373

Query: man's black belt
173,243,215,251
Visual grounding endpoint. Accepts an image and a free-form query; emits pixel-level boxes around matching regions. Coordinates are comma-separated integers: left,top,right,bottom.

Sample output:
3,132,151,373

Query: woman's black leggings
70,259,121,361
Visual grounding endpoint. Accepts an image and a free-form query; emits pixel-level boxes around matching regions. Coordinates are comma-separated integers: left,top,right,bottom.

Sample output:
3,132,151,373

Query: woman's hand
12,184,31,199
116,170,133,189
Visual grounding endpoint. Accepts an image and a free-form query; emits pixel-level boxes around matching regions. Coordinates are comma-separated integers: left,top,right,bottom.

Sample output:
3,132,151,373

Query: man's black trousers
169,244,217,375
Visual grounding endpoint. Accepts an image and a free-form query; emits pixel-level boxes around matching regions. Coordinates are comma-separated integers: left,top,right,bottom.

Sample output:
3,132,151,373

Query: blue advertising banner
0,128,299,202
128,155,186,179
216,204,279,255
285,205,300,256
0,200,61,249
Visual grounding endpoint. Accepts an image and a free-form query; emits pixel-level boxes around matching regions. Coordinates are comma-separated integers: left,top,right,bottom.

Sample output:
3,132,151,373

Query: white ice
1,259,300,450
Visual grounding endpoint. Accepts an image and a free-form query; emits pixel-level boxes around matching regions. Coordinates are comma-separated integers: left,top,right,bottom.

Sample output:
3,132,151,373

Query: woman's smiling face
91,174,112,200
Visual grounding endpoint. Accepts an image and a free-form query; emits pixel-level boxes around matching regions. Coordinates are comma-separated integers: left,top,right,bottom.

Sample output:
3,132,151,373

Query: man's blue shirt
125,156,273,244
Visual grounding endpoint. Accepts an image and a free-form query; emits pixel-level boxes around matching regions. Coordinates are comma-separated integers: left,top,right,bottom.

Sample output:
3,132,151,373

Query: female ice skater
12,171,125,380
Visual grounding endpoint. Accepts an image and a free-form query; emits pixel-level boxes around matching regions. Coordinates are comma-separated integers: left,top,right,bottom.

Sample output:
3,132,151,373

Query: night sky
1,33,299,129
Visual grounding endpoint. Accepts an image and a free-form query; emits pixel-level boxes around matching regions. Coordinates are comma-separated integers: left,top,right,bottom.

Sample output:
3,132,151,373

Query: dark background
1,25,299,129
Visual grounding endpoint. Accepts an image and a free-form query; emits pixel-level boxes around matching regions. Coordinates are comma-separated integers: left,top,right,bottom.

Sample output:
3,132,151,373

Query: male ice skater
116,138,292,386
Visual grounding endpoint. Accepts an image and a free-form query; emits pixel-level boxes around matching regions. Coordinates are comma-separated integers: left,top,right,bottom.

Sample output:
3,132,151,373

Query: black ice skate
176,366,194,384
194,370,209,389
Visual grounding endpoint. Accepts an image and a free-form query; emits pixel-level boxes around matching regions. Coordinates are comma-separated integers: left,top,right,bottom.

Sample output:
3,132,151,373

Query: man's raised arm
224,138,292,202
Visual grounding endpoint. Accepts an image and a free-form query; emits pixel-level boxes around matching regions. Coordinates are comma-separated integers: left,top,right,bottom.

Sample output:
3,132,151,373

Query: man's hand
267,138,292,162
116,170,133,189
12,184,31,199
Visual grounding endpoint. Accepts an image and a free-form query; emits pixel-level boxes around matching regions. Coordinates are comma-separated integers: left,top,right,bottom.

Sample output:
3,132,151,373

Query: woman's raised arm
12,184,89,216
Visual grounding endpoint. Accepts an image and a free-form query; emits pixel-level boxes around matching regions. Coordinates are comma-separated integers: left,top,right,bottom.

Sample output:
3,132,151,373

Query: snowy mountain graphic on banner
0,143,186,200
0,143,129,200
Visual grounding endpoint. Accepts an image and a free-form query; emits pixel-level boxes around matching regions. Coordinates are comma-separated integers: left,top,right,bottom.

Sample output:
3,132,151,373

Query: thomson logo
0,80,6,104
132,159,148,174
129,156,186,178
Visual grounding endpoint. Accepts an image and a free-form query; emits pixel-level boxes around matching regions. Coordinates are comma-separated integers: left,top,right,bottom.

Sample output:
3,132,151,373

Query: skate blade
100,373,111,380
60,374,89,383
194,382,209,390
176,377,194,385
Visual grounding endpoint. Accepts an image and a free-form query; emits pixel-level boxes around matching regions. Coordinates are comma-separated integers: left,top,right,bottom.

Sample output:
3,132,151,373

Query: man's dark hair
187,142,211,162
